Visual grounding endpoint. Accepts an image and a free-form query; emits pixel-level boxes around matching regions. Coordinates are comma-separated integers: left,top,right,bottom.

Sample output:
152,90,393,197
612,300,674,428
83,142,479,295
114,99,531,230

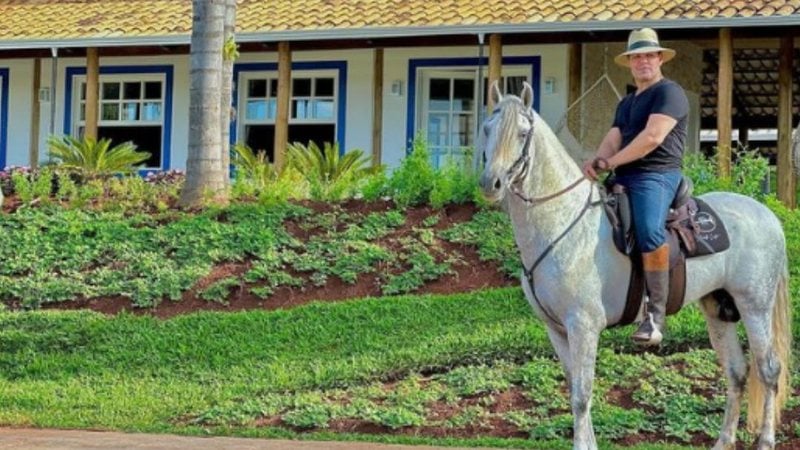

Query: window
419,70,530,168
408,56,540,169
75,78,164,168
421,72,475,168
66,66,173,171
239,72,337,162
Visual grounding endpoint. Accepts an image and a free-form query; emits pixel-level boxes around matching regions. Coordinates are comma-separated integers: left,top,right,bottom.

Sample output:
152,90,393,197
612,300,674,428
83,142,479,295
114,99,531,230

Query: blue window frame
232,61,347,156
406,56,541,157
64,65,174,170
0,68,9,168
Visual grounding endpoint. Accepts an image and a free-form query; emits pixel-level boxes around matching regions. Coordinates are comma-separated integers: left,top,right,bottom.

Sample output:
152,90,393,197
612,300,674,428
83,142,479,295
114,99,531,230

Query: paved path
0,428,487,450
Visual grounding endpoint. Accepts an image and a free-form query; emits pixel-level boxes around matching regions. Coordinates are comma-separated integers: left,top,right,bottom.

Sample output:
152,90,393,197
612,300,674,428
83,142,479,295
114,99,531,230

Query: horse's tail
746,264,792,432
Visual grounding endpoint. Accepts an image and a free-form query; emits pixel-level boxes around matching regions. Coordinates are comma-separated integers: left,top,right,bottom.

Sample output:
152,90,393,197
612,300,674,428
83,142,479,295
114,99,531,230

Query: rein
502,108,601,328
522,186,602,328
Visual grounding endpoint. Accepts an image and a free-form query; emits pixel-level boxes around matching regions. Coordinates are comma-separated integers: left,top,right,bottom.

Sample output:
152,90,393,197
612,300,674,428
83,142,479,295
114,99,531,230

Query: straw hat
614,28,676,67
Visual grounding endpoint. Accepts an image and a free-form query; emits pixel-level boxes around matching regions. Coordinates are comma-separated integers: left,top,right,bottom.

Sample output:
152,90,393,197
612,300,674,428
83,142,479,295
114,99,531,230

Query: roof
701,47,800,129
1,0,800,49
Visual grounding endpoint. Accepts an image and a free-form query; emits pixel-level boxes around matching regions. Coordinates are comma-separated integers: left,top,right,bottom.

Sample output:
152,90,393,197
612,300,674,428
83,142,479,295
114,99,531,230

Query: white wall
35,54,189,169
1,59,35,167
6,43,568,170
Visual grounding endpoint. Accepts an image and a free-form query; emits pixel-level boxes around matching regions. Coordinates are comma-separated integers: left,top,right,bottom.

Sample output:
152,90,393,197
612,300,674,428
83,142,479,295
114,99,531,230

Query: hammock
554,46,623,164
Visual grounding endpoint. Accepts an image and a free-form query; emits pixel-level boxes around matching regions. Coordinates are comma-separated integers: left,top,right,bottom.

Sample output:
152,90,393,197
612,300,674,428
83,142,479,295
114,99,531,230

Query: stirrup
631,314,663,346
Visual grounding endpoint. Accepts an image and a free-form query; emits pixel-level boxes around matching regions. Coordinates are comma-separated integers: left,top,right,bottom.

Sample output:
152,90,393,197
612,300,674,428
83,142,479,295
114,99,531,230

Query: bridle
503,109,588,206
492,106,602,328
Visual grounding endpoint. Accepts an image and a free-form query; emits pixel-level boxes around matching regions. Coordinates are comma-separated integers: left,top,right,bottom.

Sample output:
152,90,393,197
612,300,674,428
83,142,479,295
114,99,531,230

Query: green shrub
11,169,36,203
231,143,277,191
358,168,390,201
231,143,305,205
286,141,374,201
430,151,480,208
47,135,150,176
388,134,436,207
199,277,240,305
684,147,769,199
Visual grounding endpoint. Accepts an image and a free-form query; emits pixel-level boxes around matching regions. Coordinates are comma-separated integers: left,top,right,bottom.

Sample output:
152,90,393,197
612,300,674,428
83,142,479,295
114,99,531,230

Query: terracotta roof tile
0,0,798,42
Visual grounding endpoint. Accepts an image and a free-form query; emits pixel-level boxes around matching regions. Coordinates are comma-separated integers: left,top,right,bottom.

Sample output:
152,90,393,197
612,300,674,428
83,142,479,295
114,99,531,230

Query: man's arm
606,113,677,169
582,127,622,179
596,127,623,160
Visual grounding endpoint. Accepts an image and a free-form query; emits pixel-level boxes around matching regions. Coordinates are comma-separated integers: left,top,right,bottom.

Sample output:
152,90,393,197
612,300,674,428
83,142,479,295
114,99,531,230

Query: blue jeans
615,170,683,253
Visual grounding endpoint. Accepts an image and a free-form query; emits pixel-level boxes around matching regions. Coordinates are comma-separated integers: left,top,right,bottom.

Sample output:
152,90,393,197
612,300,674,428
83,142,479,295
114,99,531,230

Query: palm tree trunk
180,0,228,207
220,0,236,189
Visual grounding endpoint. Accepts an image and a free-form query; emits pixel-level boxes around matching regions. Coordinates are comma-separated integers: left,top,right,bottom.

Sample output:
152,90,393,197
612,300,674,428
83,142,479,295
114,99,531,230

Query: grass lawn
2,287,796,449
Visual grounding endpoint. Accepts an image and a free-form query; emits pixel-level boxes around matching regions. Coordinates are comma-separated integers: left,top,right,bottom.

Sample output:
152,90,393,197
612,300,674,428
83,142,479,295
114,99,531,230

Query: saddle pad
687,198,730,257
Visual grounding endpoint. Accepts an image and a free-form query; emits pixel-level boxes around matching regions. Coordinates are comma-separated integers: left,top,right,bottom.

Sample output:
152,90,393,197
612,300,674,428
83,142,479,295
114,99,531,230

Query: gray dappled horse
478,82,791,450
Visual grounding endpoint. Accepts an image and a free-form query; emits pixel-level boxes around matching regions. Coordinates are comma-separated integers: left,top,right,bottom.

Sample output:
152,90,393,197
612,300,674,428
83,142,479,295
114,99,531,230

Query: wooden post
371,48,383,167
777,35,795,208
487,34,502,112
274,41,291,170
717,28,733,179
85,47,100,140
29,58,41,168
567,43,583,141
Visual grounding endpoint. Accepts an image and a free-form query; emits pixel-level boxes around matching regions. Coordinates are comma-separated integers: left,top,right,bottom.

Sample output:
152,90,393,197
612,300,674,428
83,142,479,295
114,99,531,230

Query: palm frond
46,135,150,176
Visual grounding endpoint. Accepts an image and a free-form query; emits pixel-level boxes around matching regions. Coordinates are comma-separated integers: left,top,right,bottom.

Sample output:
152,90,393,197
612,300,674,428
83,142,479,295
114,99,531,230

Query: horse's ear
521,82,534,110
490,80,503,105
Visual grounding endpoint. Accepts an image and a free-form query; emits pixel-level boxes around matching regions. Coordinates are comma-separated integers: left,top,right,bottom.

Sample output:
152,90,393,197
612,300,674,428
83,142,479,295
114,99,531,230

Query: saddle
602,175,732,327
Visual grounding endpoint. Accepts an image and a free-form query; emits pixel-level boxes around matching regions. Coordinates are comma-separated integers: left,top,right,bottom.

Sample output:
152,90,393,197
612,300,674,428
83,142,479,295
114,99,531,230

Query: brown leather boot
632,244,669,346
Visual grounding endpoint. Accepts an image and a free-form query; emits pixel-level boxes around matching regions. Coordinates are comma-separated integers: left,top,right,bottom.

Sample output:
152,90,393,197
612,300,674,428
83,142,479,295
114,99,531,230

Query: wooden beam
567,43,582,141
487,34,502,112
371,48,383,167
692,36,800,49
777,35,795,208
274,41,291,170
85,47,99,140
29,58,41,168
716,28,733,178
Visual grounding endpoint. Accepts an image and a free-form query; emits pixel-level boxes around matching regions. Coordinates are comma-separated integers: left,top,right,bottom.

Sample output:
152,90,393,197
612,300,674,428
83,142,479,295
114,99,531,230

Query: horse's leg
741,305,781,450
699,296,747,450
565,318,601,450
546,325,572,388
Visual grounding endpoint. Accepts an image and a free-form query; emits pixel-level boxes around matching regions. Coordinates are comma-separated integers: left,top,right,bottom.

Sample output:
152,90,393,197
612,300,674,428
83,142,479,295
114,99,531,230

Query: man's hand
582,159,599,180
582,157,612,180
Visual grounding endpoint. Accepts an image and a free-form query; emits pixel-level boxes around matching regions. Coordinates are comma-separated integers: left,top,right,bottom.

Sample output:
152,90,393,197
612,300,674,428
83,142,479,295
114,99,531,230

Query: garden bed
43,200,519,318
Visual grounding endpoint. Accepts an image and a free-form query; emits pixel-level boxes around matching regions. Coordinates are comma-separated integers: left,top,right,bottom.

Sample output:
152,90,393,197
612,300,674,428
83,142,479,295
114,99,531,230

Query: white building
0,1,798,173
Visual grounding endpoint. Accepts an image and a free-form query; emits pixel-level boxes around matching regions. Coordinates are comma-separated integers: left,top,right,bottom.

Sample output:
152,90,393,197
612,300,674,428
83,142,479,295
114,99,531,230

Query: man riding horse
582,28,690,346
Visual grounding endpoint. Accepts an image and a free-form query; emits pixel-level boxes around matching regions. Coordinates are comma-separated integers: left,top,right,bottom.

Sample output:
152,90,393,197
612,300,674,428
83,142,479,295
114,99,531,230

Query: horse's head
478,81,535,203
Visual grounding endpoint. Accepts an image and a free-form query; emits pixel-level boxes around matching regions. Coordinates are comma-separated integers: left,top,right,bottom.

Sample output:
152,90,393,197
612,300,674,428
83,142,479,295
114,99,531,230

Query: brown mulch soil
250,378,800,449
31,199,514,319
267,382,800,449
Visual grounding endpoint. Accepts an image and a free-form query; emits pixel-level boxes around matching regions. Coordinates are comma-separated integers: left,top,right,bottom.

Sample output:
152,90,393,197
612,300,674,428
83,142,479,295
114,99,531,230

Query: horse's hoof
756,439,775,450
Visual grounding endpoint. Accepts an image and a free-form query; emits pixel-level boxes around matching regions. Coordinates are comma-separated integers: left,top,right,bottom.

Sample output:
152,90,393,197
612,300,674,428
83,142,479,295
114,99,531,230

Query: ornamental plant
285,141,374,201
47,135,150,177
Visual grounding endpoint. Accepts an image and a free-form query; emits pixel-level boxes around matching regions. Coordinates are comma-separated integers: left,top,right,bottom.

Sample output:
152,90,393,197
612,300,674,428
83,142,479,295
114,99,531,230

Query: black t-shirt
612,78,689,175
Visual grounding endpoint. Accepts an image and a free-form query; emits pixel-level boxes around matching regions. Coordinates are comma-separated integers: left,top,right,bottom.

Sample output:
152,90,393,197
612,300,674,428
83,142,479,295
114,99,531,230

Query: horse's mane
495,96,576,173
